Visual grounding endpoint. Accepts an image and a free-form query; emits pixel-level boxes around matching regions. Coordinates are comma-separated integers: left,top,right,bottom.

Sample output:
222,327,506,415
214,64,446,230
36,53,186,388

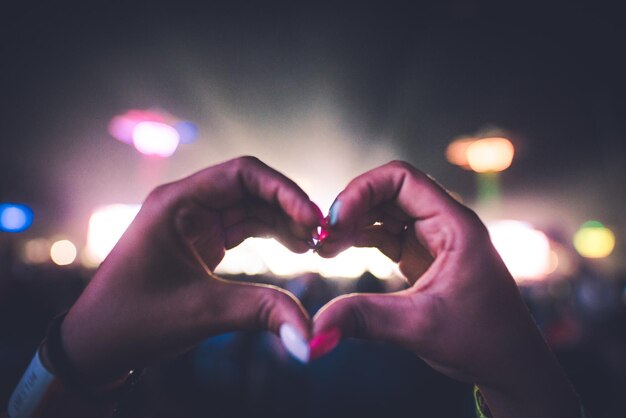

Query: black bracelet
43,312,143,401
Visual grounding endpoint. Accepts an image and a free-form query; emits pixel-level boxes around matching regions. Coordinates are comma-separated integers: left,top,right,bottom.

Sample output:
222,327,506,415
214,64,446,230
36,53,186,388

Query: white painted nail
279,323,310,363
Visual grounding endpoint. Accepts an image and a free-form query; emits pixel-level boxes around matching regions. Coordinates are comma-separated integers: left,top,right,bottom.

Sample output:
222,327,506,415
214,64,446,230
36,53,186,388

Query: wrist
477,352,581,418
53,312,131,389
8,313,141,418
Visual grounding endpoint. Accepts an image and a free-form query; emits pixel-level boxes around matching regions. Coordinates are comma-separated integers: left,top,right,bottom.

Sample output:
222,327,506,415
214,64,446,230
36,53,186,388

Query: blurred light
548,250,559,275
22,238,50,264
215,238,397,279
573,221,615,259
445,137,476,169
0,203,34,232
50,240,77,266
108,109,166,144
85,204,141,266
175,121,199,144
488,220,553,281
132,121,180,157
109,109,197,153
466,137,515,173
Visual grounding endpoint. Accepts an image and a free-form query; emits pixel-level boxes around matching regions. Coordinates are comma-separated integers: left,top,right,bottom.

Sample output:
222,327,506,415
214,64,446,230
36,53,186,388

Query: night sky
1,1,625,269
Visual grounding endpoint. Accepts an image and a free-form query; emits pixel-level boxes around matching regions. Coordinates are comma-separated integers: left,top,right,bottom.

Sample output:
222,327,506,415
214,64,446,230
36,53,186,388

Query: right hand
314,161,581,418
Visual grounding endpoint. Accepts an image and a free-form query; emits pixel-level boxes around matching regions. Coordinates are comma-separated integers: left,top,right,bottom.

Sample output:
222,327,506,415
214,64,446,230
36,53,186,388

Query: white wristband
8,349,56,418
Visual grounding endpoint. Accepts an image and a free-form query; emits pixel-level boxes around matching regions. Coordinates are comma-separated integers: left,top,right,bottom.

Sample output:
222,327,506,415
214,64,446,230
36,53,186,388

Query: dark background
1,1,625,259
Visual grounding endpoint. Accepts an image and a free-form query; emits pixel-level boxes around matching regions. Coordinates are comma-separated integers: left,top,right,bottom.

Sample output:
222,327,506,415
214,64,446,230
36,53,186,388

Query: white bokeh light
487,220,553,281
215,237,398,279
50,240,77,266
132,121,180,157
85,204,141,266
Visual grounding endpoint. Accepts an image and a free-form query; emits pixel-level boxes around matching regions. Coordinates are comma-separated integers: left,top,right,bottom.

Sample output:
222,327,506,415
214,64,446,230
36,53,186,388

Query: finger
318,223,402,260
312,292,427,355
330,225,432,285
224,218,310,253
326,161,483,256
319,216,408,258
215,282,312,362
216,281,310,334
182,156,322,229
220,200,277,228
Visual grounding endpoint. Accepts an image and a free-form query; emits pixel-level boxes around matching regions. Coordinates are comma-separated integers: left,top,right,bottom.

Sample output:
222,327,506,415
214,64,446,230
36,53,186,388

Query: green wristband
474,385,589,418
474,385,492,418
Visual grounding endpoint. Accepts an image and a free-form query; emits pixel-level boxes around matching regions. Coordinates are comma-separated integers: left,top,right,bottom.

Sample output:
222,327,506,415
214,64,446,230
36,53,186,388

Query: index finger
178,156,323,229
321,160,483,256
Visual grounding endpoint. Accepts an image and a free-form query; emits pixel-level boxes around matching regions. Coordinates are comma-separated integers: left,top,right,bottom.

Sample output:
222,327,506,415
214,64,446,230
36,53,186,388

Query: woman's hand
314,161,580,418
60,156,321,384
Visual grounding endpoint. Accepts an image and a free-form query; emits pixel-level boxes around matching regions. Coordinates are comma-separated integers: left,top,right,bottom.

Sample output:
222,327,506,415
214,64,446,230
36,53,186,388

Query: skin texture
60,156,321,384
314,161,581,418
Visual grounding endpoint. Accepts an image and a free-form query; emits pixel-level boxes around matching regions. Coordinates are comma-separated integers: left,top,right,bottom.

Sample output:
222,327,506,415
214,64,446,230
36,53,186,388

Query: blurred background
1,1,625,417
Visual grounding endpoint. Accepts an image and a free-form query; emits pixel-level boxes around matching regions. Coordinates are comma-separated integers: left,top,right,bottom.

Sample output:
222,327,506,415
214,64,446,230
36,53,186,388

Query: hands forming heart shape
57,156,581,417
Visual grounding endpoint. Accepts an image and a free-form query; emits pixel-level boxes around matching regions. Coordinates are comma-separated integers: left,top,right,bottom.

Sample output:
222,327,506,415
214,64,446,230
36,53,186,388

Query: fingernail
309,328,341,361
279,323,310,363
329,200,342,227
318,225,329,242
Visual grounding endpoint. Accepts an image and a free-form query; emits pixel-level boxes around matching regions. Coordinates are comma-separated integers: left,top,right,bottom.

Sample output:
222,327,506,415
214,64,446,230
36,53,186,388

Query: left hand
60,156,321,384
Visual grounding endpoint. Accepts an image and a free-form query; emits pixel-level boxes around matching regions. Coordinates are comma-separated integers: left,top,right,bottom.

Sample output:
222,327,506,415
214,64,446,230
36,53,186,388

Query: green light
581,220,604,229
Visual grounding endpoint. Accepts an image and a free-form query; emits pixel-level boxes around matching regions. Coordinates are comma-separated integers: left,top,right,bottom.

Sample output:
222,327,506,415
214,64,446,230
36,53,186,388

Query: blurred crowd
1,239,625,417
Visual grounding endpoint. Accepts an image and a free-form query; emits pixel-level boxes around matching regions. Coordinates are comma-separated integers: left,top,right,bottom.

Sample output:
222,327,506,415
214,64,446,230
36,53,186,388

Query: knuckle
145,182,178,211
232,155,261,171
387,160,412,171
455,205,490,242
342,295,370,338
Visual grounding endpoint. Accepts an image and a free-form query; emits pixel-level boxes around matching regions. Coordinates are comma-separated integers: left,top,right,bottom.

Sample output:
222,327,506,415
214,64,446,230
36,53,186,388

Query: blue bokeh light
0,203,34,232
174,121,199,144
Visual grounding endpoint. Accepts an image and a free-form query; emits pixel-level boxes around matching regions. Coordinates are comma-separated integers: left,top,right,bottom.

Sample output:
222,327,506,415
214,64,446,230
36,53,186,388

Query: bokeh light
466,137,515,173
132,121,181,157
50,240,77,266
22,238,51,264
108,109,166,144
109,109,197,154
216,238,398,279
174,121,199,144
0,203,34,233
573,221,616,259
85,204,141,266
487,220,553,281
445,137,475,169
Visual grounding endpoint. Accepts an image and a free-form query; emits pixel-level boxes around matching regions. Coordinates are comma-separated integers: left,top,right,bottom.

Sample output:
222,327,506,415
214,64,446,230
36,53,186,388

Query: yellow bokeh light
50,240,77,266
573,222,616,259
466,137,515,173
445,137,476,169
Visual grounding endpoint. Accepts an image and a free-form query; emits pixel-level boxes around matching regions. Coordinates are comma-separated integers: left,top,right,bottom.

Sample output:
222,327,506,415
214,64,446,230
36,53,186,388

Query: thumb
311,291,427,359
218,281,312,362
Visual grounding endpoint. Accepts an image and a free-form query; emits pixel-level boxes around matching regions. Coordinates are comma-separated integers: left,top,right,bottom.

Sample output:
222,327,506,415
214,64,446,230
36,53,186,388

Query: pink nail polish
309,328,341,360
